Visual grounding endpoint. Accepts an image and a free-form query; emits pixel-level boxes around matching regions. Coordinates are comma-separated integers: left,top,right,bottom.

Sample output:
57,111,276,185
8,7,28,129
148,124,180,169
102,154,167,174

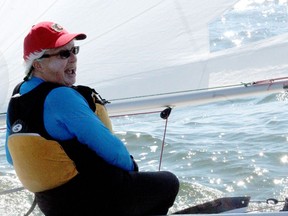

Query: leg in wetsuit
36,171,179,216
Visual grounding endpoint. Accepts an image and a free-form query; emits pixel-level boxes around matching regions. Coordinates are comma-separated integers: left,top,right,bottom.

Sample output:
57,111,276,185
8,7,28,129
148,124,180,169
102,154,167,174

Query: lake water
0,0,288,215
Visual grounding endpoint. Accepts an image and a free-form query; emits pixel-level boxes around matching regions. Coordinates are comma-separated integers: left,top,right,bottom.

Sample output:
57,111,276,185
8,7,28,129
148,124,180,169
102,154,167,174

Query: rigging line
0,186,36,215
110,110,161,118
81,0,166,45
250,198,286,204
0,110,163,120
108,76,288,102
158,117,168,171
109,83,244,102
1,76,288,118
252,76,288,85
24,195,37,216
158,107,172,171
246,198,288,213
0,186,25,195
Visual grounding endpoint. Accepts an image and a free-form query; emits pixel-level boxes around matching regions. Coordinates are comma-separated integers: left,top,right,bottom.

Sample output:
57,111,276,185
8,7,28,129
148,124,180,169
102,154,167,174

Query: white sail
1,0,287,116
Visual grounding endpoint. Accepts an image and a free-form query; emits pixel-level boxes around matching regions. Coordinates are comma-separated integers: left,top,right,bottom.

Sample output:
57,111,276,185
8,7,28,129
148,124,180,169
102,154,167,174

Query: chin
64,79,76,87
61,80,75,86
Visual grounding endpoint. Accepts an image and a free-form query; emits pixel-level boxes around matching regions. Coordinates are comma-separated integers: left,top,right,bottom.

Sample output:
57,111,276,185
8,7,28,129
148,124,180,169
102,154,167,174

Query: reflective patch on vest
12,123,22,133
11,119,28,134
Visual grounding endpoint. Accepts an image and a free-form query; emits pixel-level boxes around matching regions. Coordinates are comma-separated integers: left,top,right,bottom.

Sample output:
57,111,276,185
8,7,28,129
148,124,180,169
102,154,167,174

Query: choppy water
114,94,288,213
209,0,288,52
1,0,288,215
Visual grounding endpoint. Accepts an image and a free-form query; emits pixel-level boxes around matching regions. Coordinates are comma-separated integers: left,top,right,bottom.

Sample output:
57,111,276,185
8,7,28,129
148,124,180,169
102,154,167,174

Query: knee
161,171,179,196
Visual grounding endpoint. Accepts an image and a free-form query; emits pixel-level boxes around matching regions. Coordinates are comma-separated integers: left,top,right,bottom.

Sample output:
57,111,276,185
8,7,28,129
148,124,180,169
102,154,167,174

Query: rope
0,186,25,195
110,110,160,118
1,76,288,120
249,198,286,205
24,195,37,216
158,117,168,171
158,107,172,171
108,76,288,103
0,187,37,215
248,198,288,212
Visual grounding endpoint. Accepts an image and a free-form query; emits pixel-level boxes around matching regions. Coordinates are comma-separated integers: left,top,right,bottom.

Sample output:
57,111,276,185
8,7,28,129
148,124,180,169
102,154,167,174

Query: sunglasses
40,46,80,59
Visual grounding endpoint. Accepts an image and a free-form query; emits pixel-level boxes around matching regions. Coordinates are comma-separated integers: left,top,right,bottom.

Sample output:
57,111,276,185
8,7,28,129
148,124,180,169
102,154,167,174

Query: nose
68,52,77,63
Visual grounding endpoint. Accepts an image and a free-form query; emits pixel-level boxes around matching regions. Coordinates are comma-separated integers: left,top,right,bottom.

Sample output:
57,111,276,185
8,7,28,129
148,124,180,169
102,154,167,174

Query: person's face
33,41,78,86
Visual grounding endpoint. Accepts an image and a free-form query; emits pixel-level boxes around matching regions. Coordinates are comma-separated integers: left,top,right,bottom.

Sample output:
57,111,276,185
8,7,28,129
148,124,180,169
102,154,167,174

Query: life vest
7,82,115,192
73,85,112,132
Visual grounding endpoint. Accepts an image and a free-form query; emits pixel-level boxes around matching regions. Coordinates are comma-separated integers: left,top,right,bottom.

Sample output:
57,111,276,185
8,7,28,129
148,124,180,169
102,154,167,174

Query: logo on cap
51,23,63,32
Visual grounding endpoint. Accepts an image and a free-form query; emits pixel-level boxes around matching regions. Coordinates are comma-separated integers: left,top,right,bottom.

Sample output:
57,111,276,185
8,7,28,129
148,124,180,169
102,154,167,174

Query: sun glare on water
234,0,287,11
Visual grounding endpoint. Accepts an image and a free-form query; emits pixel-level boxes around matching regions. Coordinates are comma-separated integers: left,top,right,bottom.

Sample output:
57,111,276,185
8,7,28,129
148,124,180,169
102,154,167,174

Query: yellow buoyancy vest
93,93,113,133
8,84,113,192
8,134,78,192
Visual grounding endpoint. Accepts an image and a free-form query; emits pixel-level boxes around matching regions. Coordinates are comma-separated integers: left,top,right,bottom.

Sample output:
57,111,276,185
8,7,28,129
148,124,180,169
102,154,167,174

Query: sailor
5,21,179,215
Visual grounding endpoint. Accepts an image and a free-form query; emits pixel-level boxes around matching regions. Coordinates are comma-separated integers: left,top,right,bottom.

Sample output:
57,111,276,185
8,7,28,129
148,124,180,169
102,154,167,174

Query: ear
32,60,42,71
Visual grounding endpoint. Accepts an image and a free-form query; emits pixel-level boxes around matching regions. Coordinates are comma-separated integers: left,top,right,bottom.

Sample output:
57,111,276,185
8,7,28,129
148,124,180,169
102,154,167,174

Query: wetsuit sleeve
44,87,134,171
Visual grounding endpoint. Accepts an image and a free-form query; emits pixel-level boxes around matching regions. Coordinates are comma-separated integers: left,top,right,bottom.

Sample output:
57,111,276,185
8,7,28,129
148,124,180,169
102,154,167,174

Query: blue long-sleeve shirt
5,77,134,171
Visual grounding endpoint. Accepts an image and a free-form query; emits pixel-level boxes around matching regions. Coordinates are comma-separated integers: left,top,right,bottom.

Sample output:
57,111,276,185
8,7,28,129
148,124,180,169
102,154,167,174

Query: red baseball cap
23,21,86,61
